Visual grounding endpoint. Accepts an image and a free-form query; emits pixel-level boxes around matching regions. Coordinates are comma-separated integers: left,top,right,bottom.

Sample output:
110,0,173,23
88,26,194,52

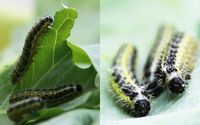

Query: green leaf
67,41,91,69
79,44,100,73
67,42,100,88
0,7,99,125
67,42,100,73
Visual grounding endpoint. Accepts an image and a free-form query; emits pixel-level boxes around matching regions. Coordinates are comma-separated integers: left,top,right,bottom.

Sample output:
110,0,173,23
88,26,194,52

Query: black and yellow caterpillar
7,84,83,122
143,25,175,97
161,32,198,94
143,25,198,95
109,44,150,117
10,16,53,84
109,26,198,118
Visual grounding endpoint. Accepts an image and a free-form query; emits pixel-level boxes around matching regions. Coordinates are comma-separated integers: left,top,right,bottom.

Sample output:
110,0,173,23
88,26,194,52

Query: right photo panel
101,0,200,125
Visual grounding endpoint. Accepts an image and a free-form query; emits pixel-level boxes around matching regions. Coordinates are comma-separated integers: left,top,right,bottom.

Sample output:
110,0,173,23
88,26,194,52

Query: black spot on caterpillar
9,84,83,107
143,25,175,98
162,32,198,94
7,97,44,123
10,16,53,84
110,44,150,117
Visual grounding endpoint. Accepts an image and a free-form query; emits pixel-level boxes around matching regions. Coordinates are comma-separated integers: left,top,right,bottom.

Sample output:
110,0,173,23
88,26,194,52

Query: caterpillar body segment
143,25,175,97
110,44,150,117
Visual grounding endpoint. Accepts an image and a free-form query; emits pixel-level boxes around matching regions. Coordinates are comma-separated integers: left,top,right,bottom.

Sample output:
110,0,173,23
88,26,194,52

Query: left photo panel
0,0,99,125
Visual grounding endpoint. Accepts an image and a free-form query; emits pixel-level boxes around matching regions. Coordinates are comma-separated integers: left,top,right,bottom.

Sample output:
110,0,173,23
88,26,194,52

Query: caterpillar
109,44,150,117
143,25,175,97
161,32,198,94
9,84,83,107
7,97,44,123
10,16,53,84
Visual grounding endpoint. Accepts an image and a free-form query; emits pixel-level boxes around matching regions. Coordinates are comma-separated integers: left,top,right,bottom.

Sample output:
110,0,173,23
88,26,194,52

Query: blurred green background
101,0,200,125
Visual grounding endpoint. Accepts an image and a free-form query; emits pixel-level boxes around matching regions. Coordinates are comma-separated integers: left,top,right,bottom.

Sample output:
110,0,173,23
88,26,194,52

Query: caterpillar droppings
110,44,150,117
10,16,53,84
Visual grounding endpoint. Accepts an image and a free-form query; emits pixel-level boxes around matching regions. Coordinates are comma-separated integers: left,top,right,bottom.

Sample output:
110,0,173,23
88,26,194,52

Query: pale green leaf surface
37,109,99,125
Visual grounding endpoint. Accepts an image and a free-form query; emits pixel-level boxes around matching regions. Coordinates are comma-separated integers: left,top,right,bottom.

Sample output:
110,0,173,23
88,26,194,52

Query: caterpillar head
133,99,150,117
168,77,185,94
44,16,53,24
126,89,151,117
